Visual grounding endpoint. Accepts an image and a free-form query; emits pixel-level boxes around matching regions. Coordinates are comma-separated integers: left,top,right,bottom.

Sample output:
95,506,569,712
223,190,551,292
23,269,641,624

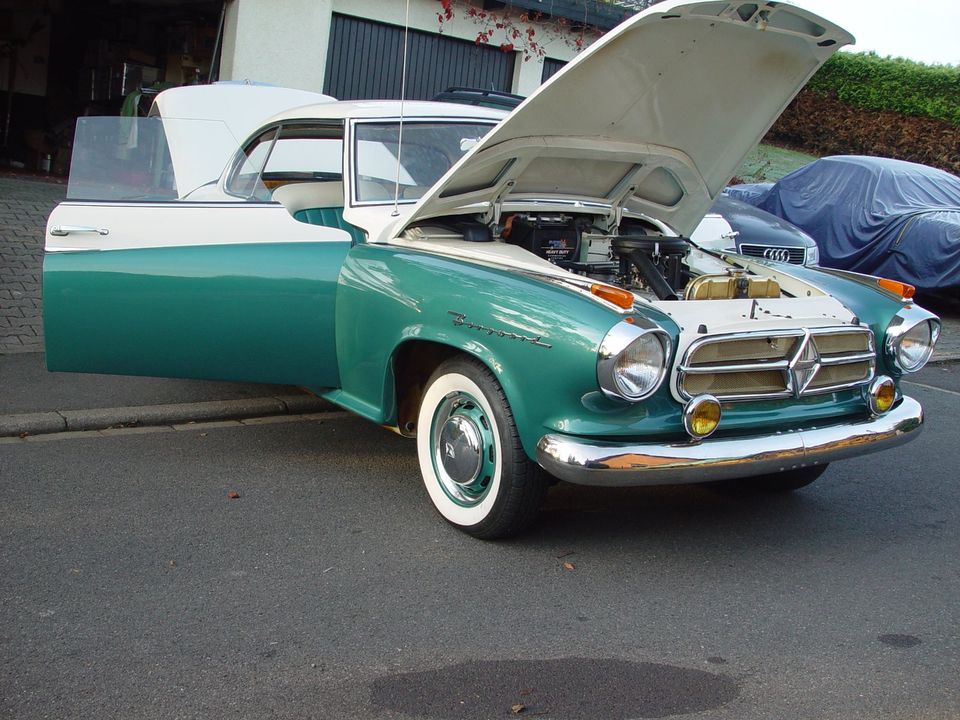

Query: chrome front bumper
536,396,923,487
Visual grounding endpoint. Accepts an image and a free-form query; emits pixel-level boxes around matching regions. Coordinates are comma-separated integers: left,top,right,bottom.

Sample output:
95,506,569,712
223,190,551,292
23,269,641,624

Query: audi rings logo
762,247,792,262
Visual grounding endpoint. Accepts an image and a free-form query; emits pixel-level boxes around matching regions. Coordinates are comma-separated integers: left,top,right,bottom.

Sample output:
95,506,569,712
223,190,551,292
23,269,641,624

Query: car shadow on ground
510,468,927,557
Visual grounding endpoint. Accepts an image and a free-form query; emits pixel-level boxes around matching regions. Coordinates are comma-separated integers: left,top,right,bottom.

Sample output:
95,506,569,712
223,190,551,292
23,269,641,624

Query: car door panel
44,202,351,387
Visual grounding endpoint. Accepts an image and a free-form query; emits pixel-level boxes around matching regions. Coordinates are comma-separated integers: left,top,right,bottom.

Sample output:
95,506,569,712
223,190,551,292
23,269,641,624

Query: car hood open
388,0,851,241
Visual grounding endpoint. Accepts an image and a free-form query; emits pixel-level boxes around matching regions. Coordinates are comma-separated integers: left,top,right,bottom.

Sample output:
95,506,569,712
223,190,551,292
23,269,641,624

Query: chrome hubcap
431,391,496,507
438,415,482,486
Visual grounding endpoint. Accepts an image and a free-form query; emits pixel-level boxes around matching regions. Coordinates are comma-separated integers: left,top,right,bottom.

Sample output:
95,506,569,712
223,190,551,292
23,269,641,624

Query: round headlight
598,321,671,401
896,320,935,372
613,333,666,399
886,308,940,374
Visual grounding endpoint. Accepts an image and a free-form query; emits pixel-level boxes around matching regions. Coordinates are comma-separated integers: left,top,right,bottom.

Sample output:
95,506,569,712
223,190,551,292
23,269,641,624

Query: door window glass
66,117,241,201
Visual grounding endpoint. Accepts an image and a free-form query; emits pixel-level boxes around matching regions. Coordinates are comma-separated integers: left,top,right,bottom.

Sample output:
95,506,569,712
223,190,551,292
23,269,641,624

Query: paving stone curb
0,394,335,437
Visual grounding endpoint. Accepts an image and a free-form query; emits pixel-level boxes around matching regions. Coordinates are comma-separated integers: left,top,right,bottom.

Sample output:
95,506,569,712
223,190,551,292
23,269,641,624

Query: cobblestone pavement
0,177,65,354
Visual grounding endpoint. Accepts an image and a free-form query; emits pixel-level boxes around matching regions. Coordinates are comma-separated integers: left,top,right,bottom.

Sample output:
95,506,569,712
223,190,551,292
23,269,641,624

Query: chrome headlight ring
597,320,672,402
884,305,941,374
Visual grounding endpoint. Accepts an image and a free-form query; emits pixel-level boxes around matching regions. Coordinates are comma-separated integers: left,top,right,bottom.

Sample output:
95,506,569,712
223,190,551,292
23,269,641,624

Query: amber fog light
867,376,896,415
683,395,722,439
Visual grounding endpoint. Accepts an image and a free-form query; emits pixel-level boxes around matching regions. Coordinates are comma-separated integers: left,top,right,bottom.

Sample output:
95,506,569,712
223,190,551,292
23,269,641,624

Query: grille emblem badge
762,247,792,262
790,335,821,396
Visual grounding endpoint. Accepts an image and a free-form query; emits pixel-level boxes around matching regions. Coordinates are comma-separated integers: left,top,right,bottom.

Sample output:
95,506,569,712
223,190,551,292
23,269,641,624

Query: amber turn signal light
683,395,722,439
877,277,915,300
867,376,896,415
591,284,634,309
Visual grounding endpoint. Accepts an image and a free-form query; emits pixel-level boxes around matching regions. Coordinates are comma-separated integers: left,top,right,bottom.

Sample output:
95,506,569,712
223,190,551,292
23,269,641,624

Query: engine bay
495,212,782,302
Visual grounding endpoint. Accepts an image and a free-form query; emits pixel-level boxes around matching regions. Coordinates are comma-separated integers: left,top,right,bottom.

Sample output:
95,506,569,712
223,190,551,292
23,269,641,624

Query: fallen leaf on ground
227,491,240,499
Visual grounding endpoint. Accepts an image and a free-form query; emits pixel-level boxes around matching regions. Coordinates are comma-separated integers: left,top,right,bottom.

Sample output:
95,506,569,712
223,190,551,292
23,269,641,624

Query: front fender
332,243,670,457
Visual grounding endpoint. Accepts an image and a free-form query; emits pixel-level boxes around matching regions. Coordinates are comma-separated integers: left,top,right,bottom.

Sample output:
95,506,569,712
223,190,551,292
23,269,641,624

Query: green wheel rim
430,390,497,508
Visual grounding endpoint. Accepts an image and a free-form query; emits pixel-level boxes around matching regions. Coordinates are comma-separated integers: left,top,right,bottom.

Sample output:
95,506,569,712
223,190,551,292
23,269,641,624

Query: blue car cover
725,156,960,291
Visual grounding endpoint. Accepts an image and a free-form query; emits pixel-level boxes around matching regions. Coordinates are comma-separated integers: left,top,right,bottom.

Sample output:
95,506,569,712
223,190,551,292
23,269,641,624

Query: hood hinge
483,179,516,226
605,164,645,231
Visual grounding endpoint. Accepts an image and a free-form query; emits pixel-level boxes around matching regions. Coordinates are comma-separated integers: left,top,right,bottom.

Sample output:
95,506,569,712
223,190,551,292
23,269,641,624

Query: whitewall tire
416,357,547,539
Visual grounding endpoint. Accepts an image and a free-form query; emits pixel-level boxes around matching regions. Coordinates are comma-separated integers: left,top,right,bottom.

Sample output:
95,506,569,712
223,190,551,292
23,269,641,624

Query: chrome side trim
536,395,923,487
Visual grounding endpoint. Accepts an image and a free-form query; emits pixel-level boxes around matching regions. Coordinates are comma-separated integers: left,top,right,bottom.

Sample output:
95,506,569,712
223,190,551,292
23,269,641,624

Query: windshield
353,121,495,203
66,117,241,201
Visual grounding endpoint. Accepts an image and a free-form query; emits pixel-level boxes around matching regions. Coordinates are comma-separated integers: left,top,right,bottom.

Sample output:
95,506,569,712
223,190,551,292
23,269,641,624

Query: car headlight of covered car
885,306,941,373
598,321,671,400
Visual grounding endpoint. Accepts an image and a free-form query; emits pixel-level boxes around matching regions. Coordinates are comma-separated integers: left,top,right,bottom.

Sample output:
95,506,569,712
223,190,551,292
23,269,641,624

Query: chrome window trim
677,326,876,402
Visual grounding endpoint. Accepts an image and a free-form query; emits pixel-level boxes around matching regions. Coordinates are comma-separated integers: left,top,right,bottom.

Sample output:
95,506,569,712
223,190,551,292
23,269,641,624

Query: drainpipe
208,1,228,83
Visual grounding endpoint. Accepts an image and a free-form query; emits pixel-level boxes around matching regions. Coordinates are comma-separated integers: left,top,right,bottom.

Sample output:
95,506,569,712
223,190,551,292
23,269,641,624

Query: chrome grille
739,244,806,264
678,327,876,401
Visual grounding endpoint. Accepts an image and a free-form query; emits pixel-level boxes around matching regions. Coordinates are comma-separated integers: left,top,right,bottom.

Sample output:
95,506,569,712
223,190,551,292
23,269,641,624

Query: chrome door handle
50,225,110,236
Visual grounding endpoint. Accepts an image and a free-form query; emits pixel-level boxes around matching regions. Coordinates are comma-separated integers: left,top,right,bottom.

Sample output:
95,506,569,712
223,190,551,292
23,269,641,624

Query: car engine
497,211,785,302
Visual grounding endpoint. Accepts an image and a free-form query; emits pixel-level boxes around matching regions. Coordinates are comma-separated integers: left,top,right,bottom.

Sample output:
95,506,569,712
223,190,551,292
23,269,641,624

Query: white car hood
390,0,851,241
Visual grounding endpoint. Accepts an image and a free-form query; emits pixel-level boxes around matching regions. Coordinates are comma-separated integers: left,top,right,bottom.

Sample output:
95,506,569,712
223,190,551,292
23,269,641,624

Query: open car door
43,116,351,388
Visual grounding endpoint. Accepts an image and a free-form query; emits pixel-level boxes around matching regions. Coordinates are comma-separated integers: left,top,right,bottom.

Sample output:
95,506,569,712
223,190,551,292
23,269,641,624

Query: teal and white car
44,1,940,538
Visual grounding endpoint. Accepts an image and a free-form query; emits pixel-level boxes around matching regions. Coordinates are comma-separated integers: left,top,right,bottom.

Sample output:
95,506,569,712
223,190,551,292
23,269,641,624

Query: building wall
220,0,586,96
221,0,334,92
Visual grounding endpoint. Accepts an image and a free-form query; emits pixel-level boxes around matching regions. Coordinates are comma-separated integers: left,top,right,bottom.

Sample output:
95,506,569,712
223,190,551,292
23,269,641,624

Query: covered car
726,156,960,291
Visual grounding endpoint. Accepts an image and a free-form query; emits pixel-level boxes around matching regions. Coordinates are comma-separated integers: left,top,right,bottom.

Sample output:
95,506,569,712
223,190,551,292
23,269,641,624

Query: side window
225,127,278,200
262,124,343,185
226,122,344,201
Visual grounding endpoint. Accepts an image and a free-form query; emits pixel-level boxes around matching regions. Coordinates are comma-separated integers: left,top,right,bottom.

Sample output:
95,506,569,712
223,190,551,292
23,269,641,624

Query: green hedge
806,52,960,126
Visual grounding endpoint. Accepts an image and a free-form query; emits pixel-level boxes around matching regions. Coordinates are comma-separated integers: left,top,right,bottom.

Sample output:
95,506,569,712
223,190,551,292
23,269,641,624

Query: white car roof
262,100,507,127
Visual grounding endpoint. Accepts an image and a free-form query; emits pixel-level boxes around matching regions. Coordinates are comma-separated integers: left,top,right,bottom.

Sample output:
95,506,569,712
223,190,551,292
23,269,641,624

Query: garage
323,14,516,101
1,0,592,178
1,0,222,174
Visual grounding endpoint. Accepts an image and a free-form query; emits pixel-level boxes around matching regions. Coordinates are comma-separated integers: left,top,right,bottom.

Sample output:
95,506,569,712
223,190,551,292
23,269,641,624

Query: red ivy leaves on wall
436,0,604,60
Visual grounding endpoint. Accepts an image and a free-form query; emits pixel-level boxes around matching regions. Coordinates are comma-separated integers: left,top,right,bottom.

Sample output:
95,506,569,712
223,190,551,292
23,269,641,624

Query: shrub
768,90,960,176
806,52,960,126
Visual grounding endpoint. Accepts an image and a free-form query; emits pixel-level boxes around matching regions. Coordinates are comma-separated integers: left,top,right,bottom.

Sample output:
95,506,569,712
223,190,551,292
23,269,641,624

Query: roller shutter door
324,14,516,101
542,58,566,82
